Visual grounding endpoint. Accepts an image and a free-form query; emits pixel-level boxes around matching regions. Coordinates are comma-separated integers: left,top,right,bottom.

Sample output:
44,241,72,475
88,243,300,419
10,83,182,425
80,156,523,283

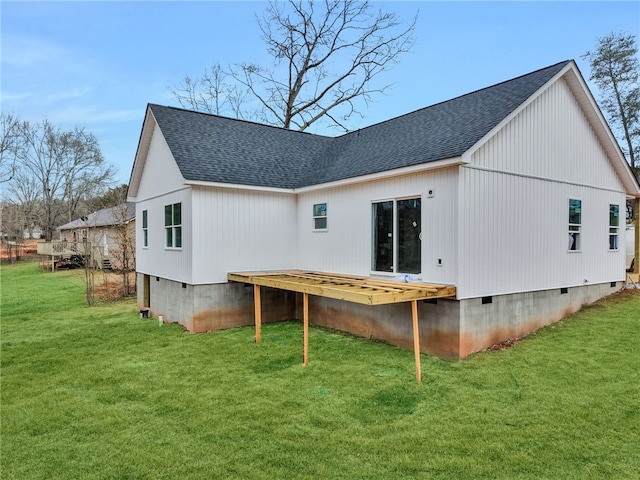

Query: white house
127,60,640,358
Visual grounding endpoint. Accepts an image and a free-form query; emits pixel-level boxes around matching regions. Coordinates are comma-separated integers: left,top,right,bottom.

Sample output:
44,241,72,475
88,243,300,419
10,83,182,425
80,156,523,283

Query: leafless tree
0,201,25,263
6,167,42,238
172,64,252,119
110,202,136,297
16,120,114,240
172,0,417,132
0,113,26,184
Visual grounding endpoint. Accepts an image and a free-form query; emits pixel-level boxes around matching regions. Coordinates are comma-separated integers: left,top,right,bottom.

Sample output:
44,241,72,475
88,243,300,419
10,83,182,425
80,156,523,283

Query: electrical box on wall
427,189,435,198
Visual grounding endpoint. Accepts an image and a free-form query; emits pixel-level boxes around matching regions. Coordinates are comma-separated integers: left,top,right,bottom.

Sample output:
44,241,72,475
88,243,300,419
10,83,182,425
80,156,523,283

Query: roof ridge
145,60,575,190
148,103,333,138
337,60,573,138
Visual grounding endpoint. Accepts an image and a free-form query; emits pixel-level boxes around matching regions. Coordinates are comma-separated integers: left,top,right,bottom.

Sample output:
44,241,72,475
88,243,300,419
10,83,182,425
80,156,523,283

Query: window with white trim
568,199,581,251
142,209,148,247
609,204,619,250
313,203,327,231
165,203,182,248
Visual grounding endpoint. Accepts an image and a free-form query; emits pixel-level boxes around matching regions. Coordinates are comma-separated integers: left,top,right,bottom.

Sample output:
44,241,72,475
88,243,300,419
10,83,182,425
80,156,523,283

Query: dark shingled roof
150,60,571,189
59,203,135,231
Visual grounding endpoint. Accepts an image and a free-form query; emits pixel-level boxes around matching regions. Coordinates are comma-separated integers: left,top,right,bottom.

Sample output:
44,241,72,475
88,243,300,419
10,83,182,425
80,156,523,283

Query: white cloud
46,104,141,127
1,34,68,69
44,87,95,105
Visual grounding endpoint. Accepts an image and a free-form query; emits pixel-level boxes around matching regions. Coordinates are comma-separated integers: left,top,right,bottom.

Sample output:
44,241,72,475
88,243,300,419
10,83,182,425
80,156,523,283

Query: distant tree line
0,114,120,242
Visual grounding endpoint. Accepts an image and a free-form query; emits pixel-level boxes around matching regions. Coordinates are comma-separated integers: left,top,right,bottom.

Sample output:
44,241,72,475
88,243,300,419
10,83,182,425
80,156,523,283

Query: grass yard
1,262,639,479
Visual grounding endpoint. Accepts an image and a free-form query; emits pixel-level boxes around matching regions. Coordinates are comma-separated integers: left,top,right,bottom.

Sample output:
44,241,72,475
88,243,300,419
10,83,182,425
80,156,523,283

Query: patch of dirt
95,281,125,301
1,238,38,260
488,335,525,351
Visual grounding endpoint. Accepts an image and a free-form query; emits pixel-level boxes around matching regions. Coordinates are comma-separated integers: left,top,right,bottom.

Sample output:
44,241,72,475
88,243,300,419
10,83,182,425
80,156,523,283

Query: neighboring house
127,60,640,359
58,203,136,270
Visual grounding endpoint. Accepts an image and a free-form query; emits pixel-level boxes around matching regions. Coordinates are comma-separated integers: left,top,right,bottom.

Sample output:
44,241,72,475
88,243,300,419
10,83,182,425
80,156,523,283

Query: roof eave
563,63,640,197
295,157,467,193
185,157,467,194
127,105,156,200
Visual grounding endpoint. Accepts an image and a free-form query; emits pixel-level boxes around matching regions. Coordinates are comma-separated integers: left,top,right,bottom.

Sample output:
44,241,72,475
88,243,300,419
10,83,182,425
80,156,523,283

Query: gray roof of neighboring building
149,60,571,189
59,203,135,231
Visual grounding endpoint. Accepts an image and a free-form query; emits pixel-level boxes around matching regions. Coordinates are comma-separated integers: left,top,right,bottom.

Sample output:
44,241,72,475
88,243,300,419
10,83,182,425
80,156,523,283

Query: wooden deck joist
227,270,456,305
228,270,456,382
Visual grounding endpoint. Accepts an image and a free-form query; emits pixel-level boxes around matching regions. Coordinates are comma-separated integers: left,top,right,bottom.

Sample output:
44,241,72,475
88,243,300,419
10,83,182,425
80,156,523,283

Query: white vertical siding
135,187,193,283
191,186,298,284
473,78,621,190
296,168,459,285
135,126,186,201
458,168,626,298
457,76,628,298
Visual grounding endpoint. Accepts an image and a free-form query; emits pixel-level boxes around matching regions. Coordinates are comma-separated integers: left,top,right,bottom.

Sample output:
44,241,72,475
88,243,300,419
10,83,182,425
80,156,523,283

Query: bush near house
1,262,639,479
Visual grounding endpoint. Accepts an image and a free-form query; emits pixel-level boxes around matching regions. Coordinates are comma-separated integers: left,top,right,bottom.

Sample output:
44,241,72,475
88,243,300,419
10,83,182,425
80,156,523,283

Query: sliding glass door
372,197,421,274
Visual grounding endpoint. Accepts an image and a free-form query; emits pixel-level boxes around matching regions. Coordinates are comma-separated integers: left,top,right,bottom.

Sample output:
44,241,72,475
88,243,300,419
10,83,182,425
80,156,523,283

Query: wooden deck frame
228,270,456,382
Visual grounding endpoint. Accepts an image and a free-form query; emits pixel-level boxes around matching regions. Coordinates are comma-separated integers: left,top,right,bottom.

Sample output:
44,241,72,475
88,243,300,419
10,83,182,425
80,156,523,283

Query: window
372,197,421,274
142,210,148,247
313,203,327,230
165,203,182,248
568,199,581,251
609,204,619,250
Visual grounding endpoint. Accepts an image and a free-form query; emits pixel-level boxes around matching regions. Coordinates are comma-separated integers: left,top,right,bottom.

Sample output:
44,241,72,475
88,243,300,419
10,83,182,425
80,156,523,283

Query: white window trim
312,202,328,232
370,195,422,276
164,203,182,250
142,209,148,249
609,203,620,251
568,197,582,253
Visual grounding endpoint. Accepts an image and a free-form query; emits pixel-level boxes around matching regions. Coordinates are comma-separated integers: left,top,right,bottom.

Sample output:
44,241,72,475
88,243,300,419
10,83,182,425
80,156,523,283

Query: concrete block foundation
137,273,622,358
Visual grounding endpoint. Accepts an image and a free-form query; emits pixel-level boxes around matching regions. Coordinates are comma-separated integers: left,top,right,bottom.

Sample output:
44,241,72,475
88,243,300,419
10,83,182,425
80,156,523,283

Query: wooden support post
635,198,639,275
254,284,261,343
303,292,309,366
411,300,422,383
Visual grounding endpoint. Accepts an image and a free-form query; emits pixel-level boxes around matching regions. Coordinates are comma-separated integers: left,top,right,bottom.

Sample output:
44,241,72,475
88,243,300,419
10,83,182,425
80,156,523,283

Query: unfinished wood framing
228,270,457,381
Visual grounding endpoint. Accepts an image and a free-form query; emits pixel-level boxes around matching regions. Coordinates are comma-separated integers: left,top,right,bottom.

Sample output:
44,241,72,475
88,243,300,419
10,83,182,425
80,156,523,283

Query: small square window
313,203,327,231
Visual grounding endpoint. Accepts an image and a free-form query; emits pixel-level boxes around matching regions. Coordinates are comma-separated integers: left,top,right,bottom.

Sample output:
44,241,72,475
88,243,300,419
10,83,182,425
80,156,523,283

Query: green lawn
1,262,639,479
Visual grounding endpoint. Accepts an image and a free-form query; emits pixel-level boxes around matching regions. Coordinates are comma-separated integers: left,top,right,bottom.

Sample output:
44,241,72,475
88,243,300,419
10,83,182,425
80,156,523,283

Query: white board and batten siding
296,167,459,285
191,186,298,284
134,123,193,284
457,76,627,299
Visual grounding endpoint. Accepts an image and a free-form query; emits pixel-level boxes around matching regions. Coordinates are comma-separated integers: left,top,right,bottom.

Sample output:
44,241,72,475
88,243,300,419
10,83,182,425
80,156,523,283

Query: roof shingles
149,60,570,189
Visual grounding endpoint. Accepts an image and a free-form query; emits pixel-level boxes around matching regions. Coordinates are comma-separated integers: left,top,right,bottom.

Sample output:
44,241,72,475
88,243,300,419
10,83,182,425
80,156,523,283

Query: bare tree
0,201,25,263
6,167,41,238
60,125,114,223
172,64,252,119
0,113,26,184
172,0,417,132
17,120,114,240
583,32,640,172
110,202,136,297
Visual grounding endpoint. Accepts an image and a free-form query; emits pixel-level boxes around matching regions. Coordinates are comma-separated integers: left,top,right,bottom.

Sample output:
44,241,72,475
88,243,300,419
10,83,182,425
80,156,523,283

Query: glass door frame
371,195,422,276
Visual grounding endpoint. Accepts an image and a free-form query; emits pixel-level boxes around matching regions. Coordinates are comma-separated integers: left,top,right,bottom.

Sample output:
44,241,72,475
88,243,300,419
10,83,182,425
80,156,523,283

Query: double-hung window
165,203,182,249
609,204,619,250
568,199,581,251
142,210,148,247
313,203,327,231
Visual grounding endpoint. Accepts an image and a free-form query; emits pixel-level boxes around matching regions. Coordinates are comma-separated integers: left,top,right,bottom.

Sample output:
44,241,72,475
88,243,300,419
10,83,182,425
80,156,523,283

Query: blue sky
2,1,639,185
